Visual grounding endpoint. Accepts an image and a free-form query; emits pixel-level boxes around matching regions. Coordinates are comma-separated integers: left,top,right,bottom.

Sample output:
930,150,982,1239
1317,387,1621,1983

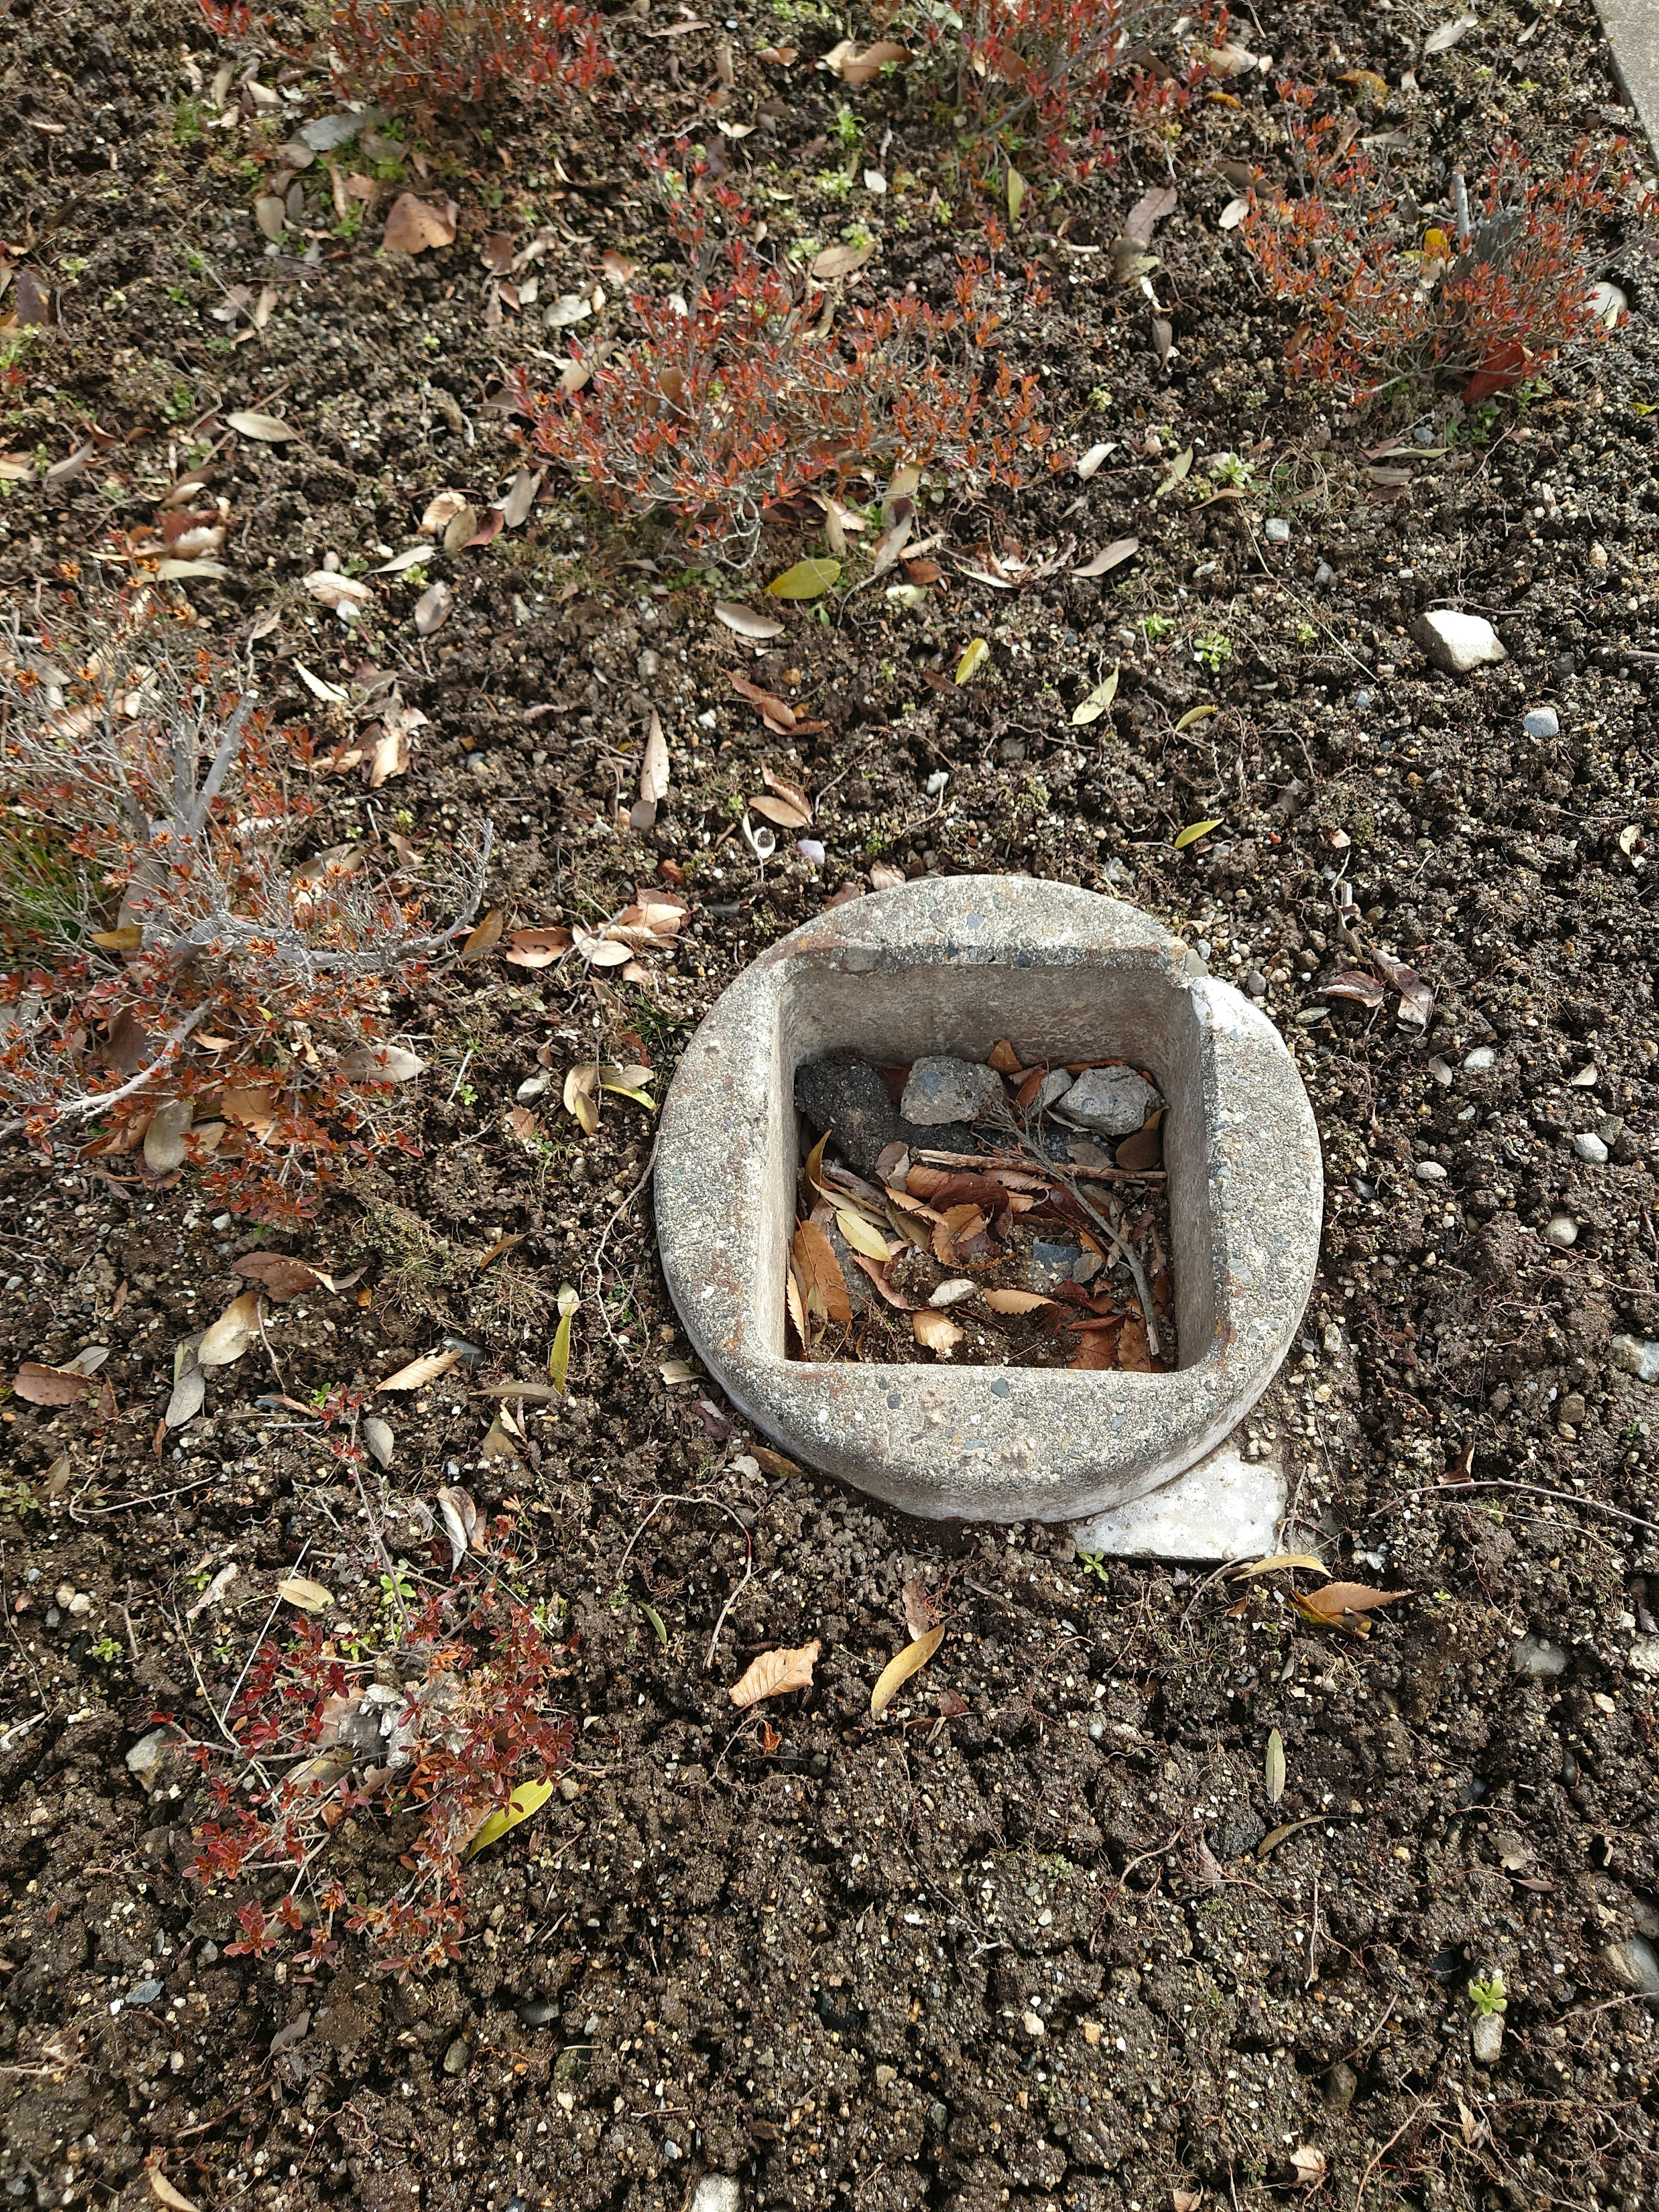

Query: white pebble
1573,1132,1609,1165
1415,1160,1447,1182
1544,1215,1578,1250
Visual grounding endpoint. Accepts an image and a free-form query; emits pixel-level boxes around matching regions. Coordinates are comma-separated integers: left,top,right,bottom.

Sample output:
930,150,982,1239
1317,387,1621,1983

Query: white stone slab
1068,1438,1284,1562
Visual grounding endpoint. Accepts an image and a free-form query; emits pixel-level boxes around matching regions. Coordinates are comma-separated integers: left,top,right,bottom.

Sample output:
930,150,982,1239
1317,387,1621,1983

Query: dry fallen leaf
640,709,670,805
901,1576,934,1639
437,1484,479,1573
1289,2145,1327,2190
729,1639,821,1709
226,410,298,443
979,1288,1054,1316
822,36,908,85
278,1575,334,1612
504,925,573,968
1294,1582,1410,1637
233,1252,325,1301
414,580,454,636
12,1362,99,1407
912,1309,963,1354
792,1220,852,1335
146,2169,201,2212
197,1291,263,1368
338,1042,426,1082
383,191,458,253
1073,536,1139,579
1265,1726,1286,1805
714,601,785,640
871,1623,945,1716
143,1097,194,1175
381,1347,463,1391
1230,1553,1326,1579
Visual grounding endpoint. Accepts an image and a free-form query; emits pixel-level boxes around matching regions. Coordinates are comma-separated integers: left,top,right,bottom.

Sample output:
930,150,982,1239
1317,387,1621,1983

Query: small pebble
1462,1046,1496,1071
1522,705,1560,740
1411,608,1507,674
1323,2060,1358,2110
1510,1631,1568,1679
924,770,950,797
126,1979,165,2008
1573,1132,1608,1164
1354,689,1373,710
1629,1637,1659,1676
691,2182,742,2212
1058,1065,1161,1137
900,1055,1001,1126
1611,1335,1659,1384
1471,2012,1505,2067
443,2037,470,2075
1314,560,1335,586
1567,1064,1599,1087
1603,1937,1659,1996
1246,969,1268,997
1544,1215,1578,1249
796,838,825,864
1265,518,1291,544
1415,1160,1447,1182
1559,1392,1586,1425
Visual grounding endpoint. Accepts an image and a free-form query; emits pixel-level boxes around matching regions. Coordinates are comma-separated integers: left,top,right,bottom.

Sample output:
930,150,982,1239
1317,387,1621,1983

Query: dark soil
2,1,1659,2209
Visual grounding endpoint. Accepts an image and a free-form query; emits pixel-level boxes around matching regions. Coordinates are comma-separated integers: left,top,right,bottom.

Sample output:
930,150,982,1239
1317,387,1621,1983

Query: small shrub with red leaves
0,608,491,1223
183,1541,573,1977
505,158,1057,562
889,0,1206,176
195,0,610,119
1243,99,1638,400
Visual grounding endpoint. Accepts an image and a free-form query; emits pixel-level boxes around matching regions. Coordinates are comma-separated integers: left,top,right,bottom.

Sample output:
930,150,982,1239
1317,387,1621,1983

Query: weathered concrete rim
655,876,1322,1525
1596,0,1659,165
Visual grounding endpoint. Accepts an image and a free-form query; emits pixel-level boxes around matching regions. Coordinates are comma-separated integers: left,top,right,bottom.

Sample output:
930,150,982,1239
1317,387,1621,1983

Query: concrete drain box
656,877,1321,1554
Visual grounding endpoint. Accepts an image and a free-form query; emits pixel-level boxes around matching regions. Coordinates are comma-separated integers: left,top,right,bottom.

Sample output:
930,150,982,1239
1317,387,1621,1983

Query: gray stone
1415,1160,1447,1182
794,1058,899,1178
518,1999,561,2027
1030,1239,1084,1288
1069,1437,1284,1563
1510,1632,1569,1679
691,2183,742,2212
656,877,1321,1534
1246,970,1268,997
1603,1936,1659,1995
1573,1131,1609,1164
1215,1807,1266,1860
299,111,365,151
1057,1065,1161,1138
1314,561,1335,585
1629,1637,1659,1676
1471,2012,1505,2066
1463,1046,1497,1071
1545,1215,1579,1249
1323,2060,1358,2111
1612,1335,1659,1384
900,1055,1001,1126
1265,518,1291,545
1411,609,1507,674
443,2037,470,2075
1522,706,1560,740
1559,1392,1586,1426
125,1979,164,2008
125,1726,173,1780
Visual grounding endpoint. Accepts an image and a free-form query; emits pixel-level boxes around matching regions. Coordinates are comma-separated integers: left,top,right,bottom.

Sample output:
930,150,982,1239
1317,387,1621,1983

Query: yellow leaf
1071,664,1120,726
1173,817,1224,849
803,1127,831,1195
90,925,143,952
1007,164,1026,225
598,1077,655,1109
871,1623,945,1716
278,1576,334,1612
766,557,841,599
465,1777,555,1859
563,1063,600,1135
836,1208,893,1262
954,636,990,684
1423,226,1451,256
549,1285,578,1392
912,1309,963,1353
1230,1552,1327,1579
1175,704,1219,731
729,1638,821,1708
458,909,504,962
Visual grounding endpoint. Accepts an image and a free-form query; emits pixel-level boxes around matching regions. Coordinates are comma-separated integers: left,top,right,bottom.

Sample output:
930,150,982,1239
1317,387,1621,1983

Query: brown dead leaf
1289,2145,1327,2190
12,1362,98,1407
729,1638,820,1708
791,1220,852,1333
1115,1108,1165,1172
1068,1328,1120,1371
824,36,909,86
1294,1582,1410,1637
987,1038,1022,1074
871,1623,945,1716
233,1252,324,1301
870,861,906,890
459,909,504,963
504,926,573,968
762,763,815,818
197,1290,263,1368
383,192,458,254
912,1309,963,1354
980,1287,1054,1315
901,1576,935,1638
381,1347,463,1392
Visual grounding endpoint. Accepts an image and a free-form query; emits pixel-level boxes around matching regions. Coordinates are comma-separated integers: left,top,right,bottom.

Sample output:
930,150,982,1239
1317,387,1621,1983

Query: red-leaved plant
886,0,1213,176
183,1541,572,1976
0,606,491,1222
1243,97,1637,400
195,0,611,118
504,151,1057,561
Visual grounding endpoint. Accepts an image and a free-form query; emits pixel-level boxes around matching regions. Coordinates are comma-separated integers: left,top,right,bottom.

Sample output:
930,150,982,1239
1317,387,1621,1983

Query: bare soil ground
2,2,1659,2208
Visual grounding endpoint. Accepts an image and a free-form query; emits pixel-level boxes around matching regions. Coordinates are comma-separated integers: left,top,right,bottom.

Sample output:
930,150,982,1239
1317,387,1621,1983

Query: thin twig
1370,1478,1659,1538
220,1540,310,1731
613,1490,756,1671
912,1147,1166,1185
0,1006,210,1142
1354,2093,1433,2207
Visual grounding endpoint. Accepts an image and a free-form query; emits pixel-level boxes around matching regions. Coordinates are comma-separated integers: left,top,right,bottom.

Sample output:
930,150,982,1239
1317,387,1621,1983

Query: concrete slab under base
1597,0,1659,160
1067,1437,1284,1562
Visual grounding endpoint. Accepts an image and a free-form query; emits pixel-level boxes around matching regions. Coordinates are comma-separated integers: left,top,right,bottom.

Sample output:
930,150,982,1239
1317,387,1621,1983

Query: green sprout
1467,1970,1507,2018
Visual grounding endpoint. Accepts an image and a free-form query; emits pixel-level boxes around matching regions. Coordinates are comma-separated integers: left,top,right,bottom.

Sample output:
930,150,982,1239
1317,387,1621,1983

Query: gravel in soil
3,1,1659,2209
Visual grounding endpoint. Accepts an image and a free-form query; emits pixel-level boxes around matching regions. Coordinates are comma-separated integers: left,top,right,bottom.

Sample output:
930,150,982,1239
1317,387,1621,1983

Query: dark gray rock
795,1059,899,1176
900,1055,1001,1125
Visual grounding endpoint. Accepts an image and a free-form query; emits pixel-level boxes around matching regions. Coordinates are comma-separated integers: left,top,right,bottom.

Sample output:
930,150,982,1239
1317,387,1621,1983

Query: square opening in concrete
657,876,1320,1542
